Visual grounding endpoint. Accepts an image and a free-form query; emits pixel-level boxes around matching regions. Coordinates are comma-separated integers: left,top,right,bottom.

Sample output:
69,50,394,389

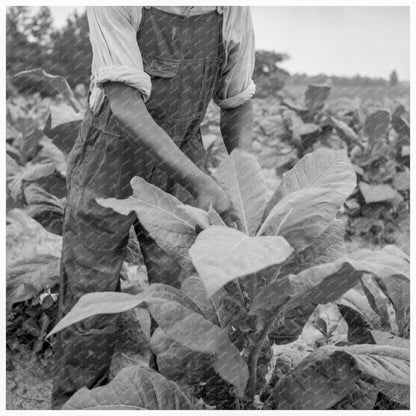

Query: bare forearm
104,82,208,196
220,100,253,153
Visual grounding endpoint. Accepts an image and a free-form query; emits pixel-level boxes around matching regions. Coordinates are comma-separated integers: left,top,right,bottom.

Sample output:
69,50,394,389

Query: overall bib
51,7,225,409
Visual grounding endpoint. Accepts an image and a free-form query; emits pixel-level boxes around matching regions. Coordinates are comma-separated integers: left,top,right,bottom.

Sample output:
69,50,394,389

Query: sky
35,6,410,80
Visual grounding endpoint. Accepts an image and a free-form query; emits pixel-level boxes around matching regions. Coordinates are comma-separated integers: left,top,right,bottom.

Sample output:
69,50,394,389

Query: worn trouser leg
51,117,136,409
51,207,128,409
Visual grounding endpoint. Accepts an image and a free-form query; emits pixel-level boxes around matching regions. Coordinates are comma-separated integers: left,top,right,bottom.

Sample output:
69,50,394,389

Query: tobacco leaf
189,226,293,296
280,219,346,276
364,109,391,145
304,83,331,114
98,176,199,272
47,287,248,396
63,366,194,410
12,68,82,112
151,327,215,384
24,183,65,235
213,149,267,235
359,182,403,205
181,276,227,326
43,105,83,154
273,344,409,409
263,148,356,218
250,245,409,320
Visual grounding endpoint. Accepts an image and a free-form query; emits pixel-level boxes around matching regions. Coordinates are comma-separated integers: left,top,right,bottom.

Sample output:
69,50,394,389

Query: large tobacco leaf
273,344,409,409
258,149,356,253
279,218,346,276
46,286,203,338
251,262,362,319
263,148,356,218
47,287,248,396
97,176,199,272
46,292,150,336
258,187,345,253
62,366,194,410
250,245,409,318
189,225,293,296
213,149,267,235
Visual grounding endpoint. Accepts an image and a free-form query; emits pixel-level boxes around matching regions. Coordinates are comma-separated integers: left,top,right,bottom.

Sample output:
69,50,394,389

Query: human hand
193,176,232,216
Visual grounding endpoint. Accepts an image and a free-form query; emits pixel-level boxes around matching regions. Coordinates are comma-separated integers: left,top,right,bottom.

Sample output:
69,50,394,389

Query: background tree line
7,6,92,87
6,6,401,97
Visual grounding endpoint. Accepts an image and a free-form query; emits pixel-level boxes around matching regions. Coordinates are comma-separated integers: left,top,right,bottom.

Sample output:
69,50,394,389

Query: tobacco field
5,68,410,410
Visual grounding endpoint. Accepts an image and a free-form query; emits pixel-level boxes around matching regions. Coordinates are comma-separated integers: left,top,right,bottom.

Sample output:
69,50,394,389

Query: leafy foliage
190,226,292,296
7,6,92,87
63,366,195,410
249,82,410,250
46,147,409,409
272,344,409,410
7,254,60,356
13,68,83,112
5,58,409,409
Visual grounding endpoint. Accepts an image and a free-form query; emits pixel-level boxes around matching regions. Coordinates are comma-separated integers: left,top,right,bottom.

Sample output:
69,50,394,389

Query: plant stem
246,315,277,400
236,278,245,305
248,273,257,304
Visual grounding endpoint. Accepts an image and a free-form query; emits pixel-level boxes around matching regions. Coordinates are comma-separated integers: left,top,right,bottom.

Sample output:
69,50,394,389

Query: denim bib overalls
51,7,225,409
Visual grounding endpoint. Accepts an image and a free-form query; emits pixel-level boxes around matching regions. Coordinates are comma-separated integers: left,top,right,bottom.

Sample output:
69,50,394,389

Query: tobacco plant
46,148,410,410
252,82,410,248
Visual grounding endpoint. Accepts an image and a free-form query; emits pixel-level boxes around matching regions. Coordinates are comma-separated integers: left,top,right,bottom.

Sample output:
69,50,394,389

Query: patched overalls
51,7,225,409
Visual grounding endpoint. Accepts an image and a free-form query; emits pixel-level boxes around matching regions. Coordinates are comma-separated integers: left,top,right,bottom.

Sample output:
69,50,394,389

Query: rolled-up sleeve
214,7,256,109
87,7,151,102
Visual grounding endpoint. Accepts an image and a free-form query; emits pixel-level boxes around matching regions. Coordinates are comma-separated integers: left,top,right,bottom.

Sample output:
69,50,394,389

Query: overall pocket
142,55,179,120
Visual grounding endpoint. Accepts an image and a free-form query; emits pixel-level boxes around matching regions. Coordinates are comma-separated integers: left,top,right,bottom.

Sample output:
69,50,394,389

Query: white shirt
86,6,256,113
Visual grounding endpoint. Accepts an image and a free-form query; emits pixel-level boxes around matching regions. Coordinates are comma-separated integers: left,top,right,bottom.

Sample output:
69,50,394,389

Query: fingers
220,210,238,228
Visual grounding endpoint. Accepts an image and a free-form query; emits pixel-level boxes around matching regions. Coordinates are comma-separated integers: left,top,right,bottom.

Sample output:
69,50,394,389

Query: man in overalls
51,6,255,409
